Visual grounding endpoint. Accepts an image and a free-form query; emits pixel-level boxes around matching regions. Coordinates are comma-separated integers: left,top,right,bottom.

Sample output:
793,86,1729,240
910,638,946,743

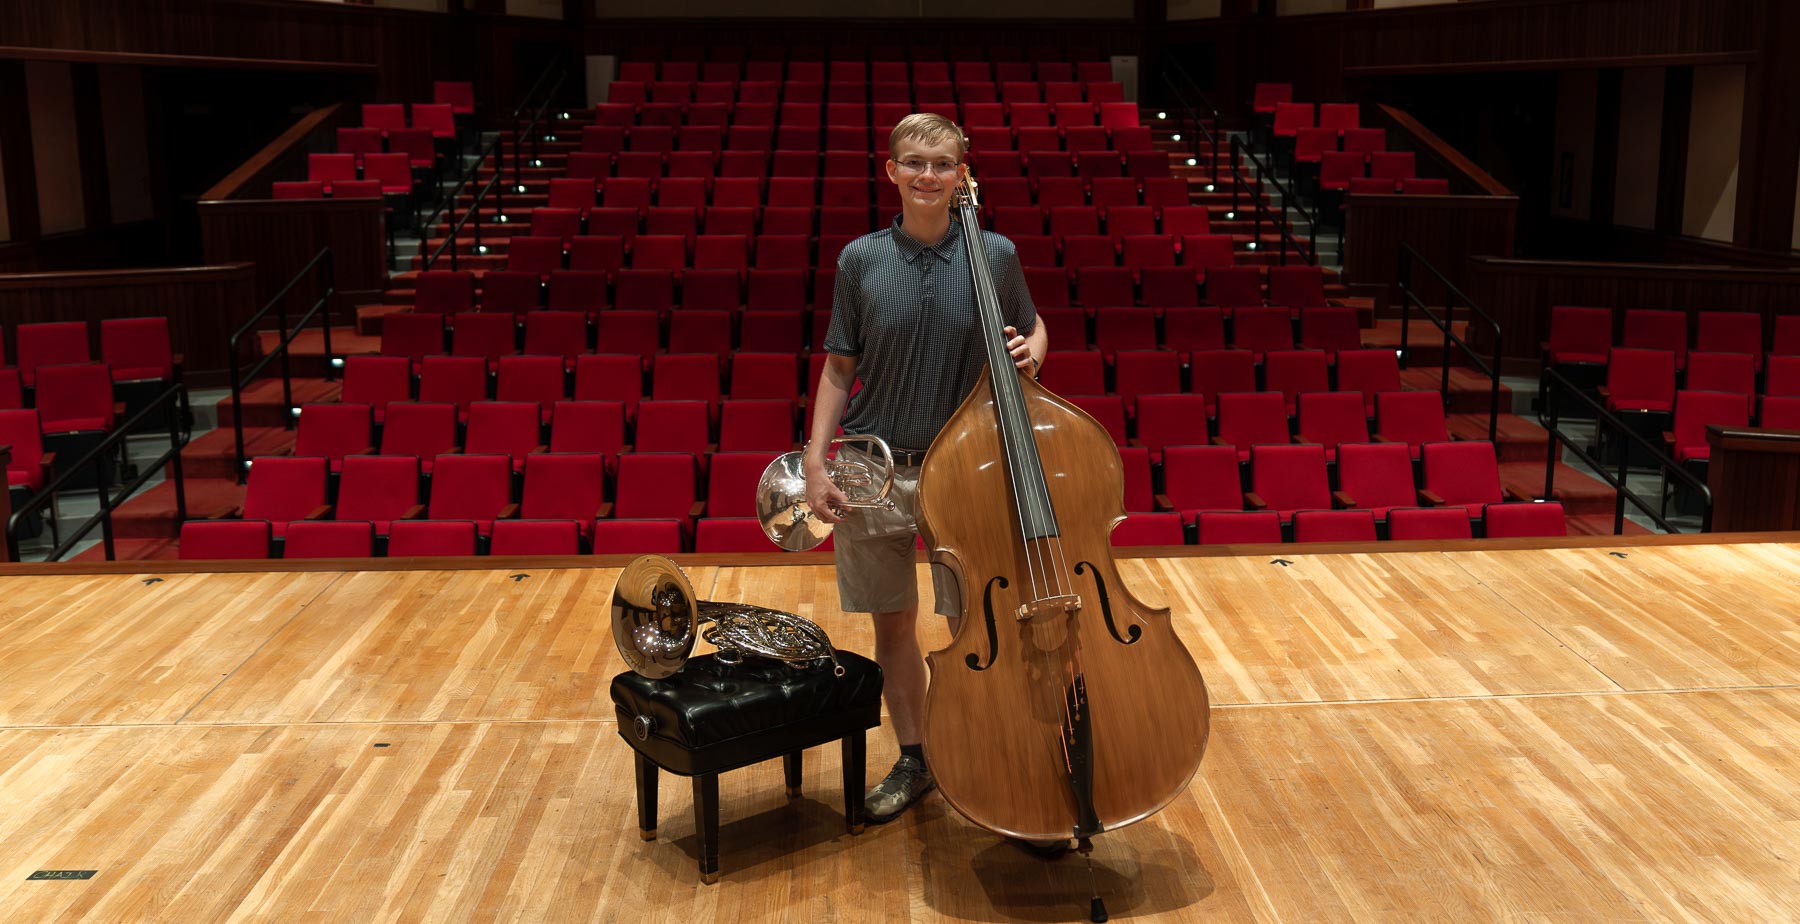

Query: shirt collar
890,214,960,265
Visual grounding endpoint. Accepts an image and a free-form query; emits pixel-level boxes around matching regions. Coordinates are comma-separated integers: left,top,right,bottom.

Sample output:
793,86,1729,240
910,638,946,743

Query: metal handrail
1156,58,1221,185
1227,136,1317,266
227,247,335,480
1395,242,1501,443
417,61,568,271
5,381,191,562
1538,367,1711,534
424,66,568,274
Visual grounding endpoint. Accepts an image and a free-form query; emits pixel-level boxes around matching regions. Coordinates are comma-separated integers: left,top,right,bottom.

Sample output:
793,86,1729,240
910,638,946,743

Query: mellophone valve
756,434,898,552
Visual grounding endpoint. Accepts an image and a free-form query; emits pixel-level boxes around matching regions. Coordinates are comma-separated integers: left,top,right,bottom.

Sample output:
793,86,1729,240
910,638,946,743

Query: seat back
1386,507,1473,540
718,400,796,452
464,401,542,464
1373,390,1449,452
1110,513,1185,547
294,403,374,463
706,451,782,518
1621,309,1688,368
1546,306,1613,364
427,454,514,524
1420,441,1502,508
1249,444,1331,514
335,455,422,527
387,520,479,557
520,452,607,523
35,363,116,431
1161,445,1245,515
613,453,700,520
99,317,175,381
490,519,583,555
1194,511,1281,545
1335,442,1417,512
284,521,375,559
1295,391,1369,452
592,518,686,554
1266,267,1327,309
1335,349,1401,414
1670,389,1749,458
179,520,272,560
1695,312,1762,366
1482,501,1568,538
242,456,329,523
1216,392,1292,459
1604,348,1677,411
340,356,412,423
1292,509,1376,543
379,402,459,462
16,321,90,387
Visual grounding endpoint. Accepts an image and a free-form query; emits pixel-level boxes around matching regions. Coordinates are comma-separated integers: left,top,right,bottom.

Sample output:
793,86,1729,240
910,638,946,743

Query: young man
804,113,1048,824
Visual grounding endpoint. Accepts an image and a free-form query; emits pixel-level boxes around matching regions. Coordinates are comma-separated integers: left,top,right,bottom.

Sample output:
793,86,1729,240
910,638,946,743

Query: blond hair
888,112,968,160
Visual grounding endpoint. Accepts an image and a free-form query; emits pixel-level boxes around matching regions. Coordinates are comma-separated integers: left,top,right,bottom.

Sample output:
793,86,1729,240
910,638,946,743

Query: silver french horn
755,435,897,551
610,554,844,678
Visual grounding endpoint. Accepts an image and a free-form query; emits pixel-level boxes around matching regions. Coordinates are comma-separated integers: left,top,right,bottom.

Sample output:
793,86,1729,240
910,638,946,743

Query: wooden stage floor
3,536,1800,922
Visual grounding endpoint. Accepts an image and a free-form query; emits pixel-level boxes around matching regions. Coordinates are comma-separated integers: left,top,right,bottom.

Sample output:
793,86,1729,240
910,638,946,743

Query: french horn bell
610,554,844,678
755,435,897,552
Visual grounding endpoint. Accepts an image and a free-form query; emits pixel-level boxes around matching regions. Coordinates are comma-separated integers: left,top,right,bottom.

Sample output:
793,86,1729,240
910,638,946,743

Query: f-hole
1075,561,1142,646
966,575,1008,670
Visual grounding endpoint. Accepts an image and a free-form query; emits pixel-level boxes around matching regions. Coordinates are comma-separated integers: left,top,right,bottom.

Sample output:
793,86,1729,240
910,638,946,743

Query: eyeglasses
896,159,962,176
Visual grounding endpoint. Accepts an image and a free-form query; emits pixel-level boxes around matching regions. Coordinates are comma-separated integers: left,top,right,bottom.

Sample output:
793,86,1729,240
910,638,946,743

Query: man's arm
802,353,857,523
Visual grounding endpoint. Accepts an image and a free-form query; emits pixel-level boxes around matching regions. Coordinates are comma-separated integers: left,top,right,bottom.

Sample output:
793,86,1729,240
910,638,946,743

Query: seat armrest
497,504,519,519
39,452,55,470
1210,436,1228,447
210,506,245,520
1595,385,1611,400
596,502,614,519
1661,431,1675,446
401,504,425,520
688,500,707,519
1294,435,1316,445
305,505,332,521
1154,493,1174,512
1332,491,1356,508
1501,486,1535,503
1418,489,1445,507
1127,438,1144,448
1243,492,1267,510
532,445,548,454
1371,434,1391,443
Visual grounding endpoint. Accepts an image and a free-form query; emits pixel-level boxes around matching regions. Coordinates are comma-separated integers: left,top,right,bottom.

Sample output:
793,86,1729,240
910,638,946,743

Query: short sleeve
992,237,1037,336
823,246,862,356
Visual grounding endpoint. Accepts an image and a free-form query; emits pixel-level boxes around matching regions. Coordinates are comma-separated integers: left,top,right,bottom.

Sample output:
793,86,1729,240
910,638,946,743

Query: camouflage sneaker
864,755,936,824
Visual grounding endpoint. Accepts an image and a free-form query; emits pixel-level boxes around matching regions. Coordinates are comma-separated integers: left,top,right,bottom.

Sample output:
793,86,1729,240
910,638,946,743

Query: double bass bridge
1016,594,1082,623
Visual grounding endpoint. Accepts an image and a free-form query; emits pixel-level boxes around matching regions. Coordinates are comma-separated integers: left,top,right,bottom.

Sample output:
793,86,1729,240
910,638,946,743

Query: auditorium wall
1550,69,1597,223
594,0,1134,17
1682,64,1743,243
1167,0,1224,20
24,62,83,236
1612,67,1664,232
99,65,154,227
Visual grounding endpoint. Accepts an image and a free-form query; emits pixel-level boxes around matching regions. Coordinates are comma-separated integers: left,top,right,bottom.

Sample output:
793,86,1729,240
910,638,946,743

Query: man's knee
871,607,918,646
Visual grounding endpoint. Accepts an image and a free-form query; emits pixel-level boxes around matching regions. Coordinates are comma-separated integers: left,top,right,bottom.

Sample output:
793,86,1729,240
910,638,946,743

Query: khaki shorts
831,449,962,617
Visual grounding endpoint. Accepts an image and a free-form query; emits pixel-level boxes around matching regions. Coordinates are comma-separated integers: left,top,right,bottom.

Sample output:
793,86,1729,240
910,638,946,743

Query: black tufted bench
610,650,883,883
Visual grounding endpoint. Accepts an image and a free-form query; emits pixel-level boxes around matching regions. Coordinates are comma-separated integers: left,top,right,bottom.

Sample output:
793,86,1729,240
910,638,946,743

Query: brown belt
889,448,929,467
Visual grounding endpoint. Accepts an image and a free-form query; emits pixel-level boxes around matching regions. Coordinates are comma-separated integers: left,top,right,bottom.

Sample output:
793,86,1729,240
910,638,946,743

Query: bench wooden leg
842,729,866,835
634,751,658,841
783,750,803,798
693,772,720,884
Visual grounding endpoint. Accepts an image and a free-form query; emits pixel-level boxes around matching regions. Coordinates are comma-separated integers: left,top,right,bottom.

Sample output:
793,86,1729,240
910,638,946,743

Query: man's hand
805,466,851,524
1003,325,1037,375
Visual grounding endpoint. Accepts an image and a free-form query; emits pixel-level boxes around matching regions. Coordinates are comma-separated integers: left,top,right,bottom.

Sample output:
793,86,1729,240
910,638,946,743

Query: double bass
916,174,1211,850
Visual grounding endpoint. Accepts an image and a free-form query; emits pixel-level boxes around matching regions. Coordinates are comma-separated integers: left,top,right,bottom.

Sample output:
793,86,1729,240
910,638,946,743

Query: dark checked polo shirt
824,214,1038,452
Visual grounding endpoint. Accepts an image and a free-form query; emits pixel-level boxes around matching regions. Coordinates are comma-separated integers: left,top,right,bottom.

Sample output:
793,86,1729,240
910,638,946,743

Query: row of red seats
1663,390,1800,464
579,123,1153,156
596,97,1137,128
616,60,1114,84
1600,349,1800,423
176,500,1564,560
0,318,175,389
333,127,438,170
358,103,458,140
1546,306,1797,372
511,176,1191,218
301,153,415,197
564,142,1169,183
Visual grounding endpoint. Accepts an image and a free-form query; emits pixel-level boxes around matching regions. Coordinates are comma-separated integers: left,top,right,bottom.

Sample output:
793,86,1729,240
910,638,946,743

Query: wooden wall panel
0,264,256,380
1706,427,1800,532
1462,256,1800,369
197,199,387,324
1342,194,1517,292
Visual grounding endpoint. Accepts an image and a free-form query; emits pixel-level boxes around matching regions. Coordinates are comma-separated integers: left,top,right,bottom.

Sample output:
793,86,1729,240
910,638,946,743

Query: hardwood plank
182,567,718,725
1449,544,1800,691
1117,553,1618,706
0,571,339,727
0,721,1258,922
1202,690,1800,922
